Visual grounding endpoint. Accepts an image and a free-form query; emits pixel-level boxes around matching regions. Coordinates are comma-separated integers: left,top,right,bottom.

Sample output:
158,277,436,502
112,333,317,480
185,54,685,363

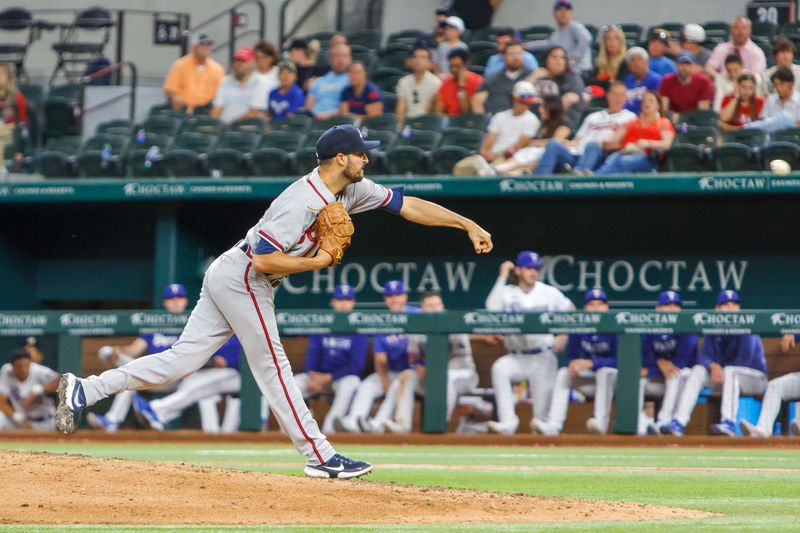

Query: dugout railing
1,309,796,434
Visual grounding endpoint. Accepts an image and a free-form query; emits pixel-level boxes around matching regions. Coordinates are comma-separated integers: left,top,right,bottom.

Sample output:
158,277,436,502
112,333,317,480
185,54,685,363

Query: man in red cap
211,45,271,123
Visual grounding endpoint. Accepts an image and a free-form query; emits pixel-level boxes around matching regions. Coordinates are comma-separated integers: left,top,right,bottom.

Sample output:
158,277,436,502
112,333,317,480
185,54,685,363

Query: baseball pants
753,372,800,435
78,246,335,465
294,373,361,434
546,367,618,434
0,412,55,431
638,368,692,430
673,365,768,426
389,367,480,431
492,352,558,431
381,368,425,432
150,367,241,424
198,394,241,433
339,371,399,431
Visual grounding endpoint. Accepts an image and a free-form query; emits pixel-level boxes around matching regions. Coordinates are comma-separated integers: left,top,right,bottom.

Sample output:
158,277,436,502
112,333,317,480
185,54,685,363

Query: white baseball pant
78,246,335,465
753,372,800,435
198,394,241,433
388,368,480,431
546,367,617,434
150,367,241,424
673,365,768,426
0,412,55,431
339,371,398,430
638,368,692,430
492,352,558,431
294,373,361,434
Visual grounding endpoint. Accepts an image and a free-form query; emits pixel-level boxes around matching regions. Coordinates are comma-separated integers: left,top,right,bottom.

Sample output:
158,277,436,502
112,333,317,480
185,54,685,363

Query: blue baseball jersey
566,334,617,369
698,334,767,373
138,332,181,355
624,71,662,113
213,336,242,370
268,84,305,120
374,334,413,373
641,333,698,377
304,334,368,380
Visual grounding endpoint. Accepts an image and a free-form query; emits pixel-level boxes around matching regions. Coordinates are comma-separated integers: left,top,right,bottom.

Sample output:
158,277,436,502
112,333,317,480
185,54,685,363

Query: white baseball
770,159,791,176
98,345,115,363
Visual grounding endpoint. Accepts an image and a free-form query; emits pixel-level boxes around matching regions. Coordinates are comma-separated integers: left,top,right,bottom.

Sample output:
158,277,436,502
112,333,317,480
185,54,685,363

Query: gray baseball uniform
77,168,402,464
0,362,58,430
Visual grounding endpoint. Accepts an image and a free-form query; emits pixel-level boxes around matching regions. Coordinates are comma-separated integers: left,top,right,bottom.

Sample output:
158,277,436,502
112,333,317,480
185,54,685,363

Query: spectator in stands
713,53,744,112
718,73,763,131
680,24,711,69
484,27,539,78
414,7,449,51
329,34,347,48
594,90,675,175
449,0,498,30
340,62,383,118
647,28,677,77
0,63,26,175
163,33,225,114
528,0,592,74
588,25,629,91
623,47,661,114
658,51,713,122
253,40,280,93
762,37,800,96
287,38,321,92
433,16,468,74
396,47,442,127
0,348,59,431
266,61,305,121
211,46,269,124
527,46,586,110
661,290,768,437
473,41,533,114
533,81,636,175
743,67,800,132
305,43,352,119
706,17,766,77
477,81,540,164
434,49,483,116
489,94,572,175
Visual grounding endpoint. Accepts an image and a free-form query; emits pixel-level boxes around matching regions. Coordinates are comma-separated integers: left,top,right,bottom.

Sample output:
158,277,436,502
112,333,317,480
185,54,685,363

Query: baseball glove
315,201,354,265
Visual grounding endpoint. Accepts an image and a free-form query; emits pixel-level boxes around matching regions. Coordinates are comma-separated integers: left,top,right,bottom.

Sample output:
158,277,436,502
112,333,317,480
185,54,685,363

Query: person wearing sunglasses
396,47,442,128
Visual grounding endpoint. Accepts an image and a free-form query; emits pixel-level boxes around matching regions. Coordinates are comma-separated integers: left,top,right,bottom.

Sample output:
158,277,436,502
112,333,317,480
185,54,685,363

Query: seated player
86,283,189,432
740,333,800,438
294,284,367,434
334,280,419,433
532,289,617,435
661,290,768,437
639,291,698,435
381,291,476,433
0,348,59,431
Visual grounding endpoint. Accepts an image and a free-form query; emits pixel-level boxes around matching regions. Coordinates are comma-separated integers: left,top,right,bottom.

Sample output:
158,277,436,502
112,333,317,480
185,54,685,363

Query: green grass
2,442,799,532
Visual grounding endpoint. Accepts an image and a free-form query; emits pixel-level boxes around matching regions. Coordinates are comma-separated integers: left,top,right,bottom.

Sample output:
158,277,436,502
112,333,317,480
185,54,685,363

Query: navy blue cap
515,251,542,269
676,50,695,64
584,289,607,304
316,125,380,160
383,280,407,296
658,290,682,306
717,289,740,305
163,283,187,299
332,284,355,300
554,0,573,9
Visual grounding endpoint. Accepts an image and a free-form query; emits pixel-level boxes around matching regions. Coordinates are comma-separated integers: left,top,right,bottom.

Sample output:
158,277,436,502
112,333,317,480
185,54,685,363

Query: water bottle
401,125,412,139
100,143,112,169
135,129,146,144
144,146,160,169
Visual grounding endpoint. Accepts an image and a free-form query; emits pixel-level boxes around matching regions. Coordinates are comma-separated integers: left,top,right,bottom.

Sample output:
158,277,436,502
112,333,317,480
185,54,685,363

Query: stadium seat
293,146,319,174
677,125,721,148
395,129,442,151
304,30,336,50
250,148,294,177
772,128,800,144
181,116,224,135
431,145,472,174
779,20,800,38
377,44,412,70
42,96,80,140
405,113,445,132
350,45,377,72
163,132,214,177
96,118,133,137
467,26,506,44
269,114,313,133
519,25,553,41
722,129,767,148
37,150,76,178
681,109,718,127
751,21,777,44
448,112,488,131
125,132,171,177
371,67,405,93
386,29,422,46
386,145,432,174
382,92,398,113
762,142,800,171
347,29,382,50
259,130,304,152
584,24,599,42
301,130,326,149
76,133,129,177
468,65,485,76
314,115,356,129
703,21,730,42
440,128,484,151
619,23,643,43
207,131,259,176
228,116,266,135
469,42,497,67
141,115,182,137
364,130,396,173
361,113,399,133
712,143,760,171
666,143,709,172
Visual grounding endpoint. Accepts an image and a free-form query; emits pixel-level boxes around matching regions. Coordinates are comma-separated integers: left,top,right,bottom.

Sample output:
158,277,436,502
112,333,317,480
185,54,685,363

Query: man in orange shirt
434,49,483,116
163,33,225,113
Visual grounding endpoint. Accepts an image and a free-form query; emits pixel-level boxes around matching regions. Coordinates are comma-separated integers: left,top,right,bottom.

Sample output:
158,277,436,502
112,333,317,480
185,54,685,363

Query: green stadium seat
347,29,382,50
386,29,422,46
302,130,326,149
377,44,412,70
395,129,442,150
48,83,82,101
250,148,294,177
141,115,182,137
431,146,472,174
666,144,709,172
181,115,224,135
228,116,266,135
260,130,304,152
619,24,643,43
448,112,488,131
712,143,760,171
371,67,405,93
762,142,800,171
751,21,777,43
164,132,214,177
38,151,76,178
361,113,398,133
440,128,484,151
293,146,319,174
269,114,313,133
125,133,172,178
207,132,260,177
519,25,553,41
467,27,506,43
304,30,336,48
76,133,129,177
722,129,767,148
365,130,396,173
386,145,432,175
19,83,44,108
405,113,445,132
469,44,497,68
677,125,721,148
314,115,356,129
43,135,82,154
703,21,730,42
681,109,718,127
382,92,397,113
96,119,134,137
350,45,377,72
772,128,800,144
43,96,80,140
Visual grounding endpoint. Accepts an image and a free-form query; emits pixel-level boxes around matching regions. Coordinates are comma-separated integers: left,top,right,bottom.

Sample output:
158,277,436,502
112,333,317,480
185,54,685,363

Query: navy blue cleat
132,394,165,431
304,453,373,479
659,419,685,437
56,373,86,435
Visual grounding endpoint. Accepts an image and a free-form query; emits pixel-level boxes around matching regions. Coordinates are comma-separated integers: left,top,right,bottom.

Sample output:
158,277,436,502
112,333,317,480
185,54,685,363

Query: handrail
80,61,138,120
182,0,266,62
279,0,327,48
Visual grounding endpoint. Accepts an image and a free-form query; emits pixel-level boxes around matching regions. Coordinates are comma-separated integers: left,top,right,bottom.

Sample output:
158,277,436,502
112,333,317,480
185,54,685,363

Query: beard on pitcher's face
343,154,366,181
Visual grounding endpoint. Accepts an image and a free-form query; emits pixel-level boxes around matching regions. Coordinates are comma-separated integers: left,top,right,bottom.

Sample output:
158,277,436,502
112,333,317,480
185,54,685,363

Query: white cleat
487,419,518,435
586,417,605,434
530,418,559,436
739,419,767,438
383,419,411,434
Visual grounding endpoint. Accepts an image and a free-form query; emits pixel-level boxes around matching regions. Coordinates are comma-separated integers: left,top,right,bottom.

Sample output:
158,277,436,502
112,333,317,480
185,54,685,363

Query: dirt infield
0,450,714,526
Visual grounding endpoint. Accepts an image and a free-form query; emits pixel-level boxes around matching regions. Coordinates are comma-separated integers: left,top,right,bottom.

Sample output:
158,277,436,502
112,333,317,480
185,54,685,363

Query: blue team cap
332,284,356,300
316,125,380,160
584,289,607,303
553,0,573,9
658,290,682,306
163,283,187,299
515,251,543,269
383,280,407,296
717,289,740,305
676,50,695,64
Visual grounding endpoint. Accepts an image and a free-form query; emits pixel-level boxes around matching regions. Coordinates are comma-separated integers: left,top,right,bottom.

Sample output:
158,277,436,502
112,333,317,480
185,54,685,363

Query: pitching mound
1,451,713,526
